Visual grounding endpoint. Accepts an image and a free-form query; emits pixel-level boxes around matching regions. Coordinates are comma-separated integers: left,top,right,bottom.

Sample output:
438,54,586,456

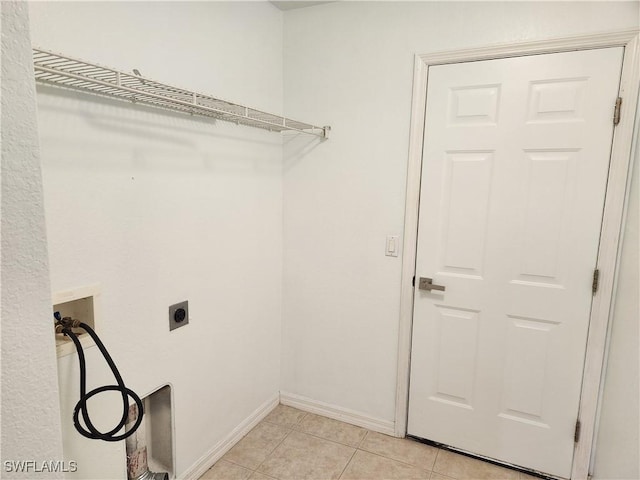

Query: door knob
418,277,446,292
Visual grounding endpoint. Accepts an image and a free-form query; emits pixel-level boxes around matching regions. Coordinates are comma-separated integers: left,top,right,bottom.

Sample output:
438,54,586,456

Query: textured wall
29,1,284,477
281,2,639,474
0,1,64,477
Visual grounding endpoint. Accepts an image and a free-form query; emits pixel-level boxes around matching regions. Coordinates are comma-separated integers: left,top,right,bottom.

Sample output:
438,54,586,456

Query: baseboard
180,393,279,479
279,391,396,436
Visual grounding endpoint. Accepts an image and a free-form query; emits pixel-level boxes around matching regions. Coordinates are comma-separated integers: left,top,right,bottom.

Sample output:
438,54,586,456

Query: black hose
60,319,144,442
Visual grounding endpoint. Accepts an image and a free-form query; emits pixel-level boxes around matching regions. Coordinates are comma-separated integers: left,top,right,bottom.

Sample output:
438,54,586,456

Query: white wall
0,1,64,477
10,2,639,478
281,1,639,475
28,2,283,476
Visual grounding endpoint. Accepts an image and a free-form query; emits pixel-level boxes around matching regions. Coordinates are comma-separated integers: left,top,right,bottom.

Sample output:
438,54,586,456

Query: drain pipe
126,404,169,480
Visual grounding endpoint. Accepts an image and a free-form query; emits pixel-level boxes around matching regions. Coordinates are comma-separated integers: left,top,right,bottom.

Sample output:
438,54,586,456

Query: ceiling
270,1,334,11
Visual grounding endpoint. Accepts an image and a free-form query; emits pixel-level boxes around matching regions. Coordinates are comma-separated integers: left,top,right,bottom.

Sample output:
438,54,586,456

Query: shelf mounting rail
32,48,330,138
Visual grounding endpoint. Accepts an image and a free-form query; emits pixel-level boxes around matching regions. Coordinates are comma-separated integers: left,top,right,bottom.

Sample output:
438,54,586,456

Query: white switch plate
386,235,399,257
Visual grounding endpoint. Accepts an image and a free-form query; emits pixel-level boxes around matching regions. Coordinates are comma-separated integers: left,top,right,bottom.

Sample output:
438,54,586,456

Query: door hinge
613,97,622,126
574,419,581,443
592,268,600,295
412,276,416,287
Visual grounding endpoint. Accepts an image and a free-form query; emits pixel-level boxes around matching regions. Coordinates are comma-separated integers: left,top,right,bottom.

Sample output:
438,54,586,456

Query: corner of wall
1,1,64,475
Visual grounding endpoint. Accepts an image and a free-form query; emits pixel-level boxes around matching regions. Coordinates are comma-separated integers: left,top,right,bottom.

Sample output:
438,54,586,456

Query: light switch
386,235,399,257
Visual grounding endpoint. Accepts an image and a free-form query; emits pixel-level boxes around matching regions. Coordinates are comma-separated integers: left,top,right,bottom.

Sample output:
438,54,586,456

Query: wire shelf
33,48,329,138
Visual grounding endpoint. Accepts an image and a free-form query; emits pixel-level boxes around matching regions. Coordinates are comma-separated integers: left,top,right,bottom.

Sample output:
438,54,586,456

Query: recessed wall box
53,284,101,358
125,385,174,479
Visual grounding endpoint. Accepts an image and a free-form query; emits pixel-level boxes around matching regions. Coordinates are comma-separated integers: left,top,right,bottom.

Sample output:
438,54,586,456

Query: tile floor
199,405,540,480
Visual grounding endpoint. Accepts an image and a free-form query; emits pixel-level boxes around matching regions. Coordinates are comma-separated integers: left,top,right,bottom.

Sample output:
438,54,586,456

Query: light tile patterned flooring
199,405,540,480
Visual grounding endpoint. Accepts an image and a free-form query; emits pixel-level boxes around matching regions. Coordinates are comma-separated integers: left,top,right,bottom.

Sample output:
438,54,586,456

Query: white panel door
407,47,623,478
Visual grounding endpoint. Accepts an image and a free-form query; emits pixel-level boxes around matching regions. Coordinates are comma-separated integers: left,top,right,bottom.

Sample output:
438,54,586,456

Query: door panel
407,47,624,478
439,151,493,276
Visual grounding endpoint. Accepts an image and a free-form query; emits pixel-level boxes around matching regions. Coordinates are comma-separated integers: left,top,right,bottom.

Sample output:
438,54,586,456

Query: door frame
395,29,640,480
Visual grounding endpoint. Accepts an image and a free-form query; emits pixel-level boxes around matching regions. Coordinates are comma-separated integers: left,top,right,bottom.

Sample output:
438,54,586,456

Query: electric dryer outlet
169,301,189,331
